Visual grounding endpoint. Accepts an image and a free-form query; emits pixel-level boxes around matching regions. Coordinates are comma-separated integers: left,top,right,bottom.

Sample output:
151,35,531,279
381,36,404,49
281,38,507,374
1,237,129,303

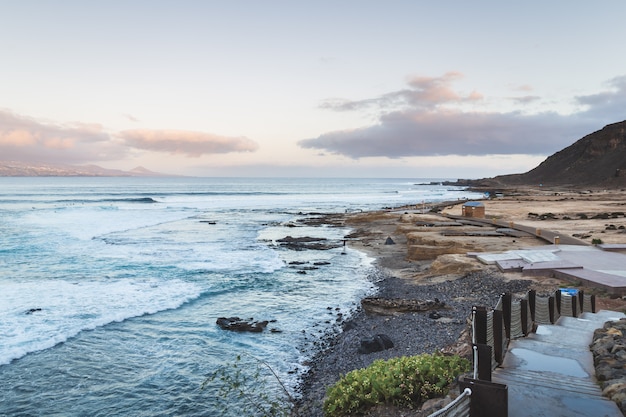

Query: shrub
323,353,470,416
592,238,603,245
202,354,294,417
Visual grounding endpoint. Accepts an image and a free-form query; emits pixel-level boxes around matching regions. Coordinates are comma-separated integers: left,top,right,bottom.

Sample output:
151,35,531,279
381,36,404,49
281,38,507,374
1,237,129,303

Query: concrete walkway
492,310,625,417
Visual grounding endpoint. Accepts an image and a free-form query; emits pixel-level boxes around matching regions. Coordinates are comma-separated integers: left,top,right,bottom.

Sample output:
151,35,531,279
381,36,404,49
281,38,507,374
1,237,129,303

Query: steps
490,310,625,417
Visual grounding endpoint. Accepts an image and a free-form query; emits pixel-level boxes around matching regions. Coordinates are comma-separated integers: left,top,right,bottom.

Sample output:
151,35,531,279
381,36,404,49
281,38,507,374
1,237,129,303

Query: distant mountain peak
129,166,162,176
0,161,175,177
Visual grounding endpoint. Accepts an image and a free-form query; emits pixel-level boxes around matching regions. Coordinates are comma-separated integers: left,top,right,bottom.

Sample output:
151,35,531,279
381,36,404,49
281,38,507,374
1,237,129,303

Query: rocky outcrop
216,317,271,333
405,233,475,261
429,254,483,275
590,318,626,413
361,297,446,315
276,236,341,251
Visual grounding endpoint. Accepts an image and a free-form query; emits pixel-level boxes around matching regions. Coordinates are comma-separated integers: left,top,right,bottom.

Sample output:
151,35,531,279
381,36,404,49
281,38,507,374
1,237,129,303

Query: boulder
216,317,269,333
358,334,394,354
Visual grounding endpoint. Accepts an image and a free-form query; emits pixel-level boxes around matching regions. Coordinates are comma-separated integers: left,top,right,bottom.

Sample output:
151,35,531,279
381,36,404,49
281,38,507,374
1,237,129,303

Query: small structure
461,201,485,218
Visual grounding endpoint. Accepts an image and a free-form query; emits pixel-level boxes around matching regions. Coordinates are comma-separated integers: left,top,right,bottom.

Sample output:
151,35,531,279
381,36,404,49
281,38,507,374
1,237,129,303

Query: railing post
473,306,488,345
473,344,493,381
520,299,529,336
528,289,536,322
591,294,596,313
578,290,585,312
493,309,504,365
459,378,508,417
501,293,512,339
548,296,555,324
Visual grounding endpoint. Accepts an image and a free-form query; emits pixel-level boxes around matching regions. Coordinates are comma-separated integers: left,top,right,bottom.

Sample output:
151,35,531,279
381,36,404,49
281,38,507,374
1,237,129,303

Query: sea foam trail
0,278,203,365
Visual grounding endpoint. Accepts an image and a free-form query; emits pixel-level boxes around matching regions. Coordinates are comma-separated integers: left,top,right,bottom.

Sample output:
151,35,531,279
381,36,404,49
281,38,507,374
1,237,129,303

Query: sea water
0,177,481,416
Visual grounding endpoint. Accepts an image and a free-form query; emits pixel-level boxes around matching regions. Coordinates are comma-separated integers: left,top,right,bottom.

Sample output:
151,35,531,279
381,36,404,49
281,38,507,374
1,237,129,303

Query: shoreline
294,187,626,416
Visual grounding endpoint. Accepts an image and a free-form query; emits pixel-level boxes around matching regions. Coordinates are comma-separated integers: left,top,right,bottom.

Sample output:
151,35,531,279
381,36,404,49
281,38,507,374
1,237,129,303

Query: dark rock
591,318,626,413
361,297,446,315
429,311,442,319
276,236,341,251
216,317,269,333
385,236,395,245
358,334,394,354
25,308,42,315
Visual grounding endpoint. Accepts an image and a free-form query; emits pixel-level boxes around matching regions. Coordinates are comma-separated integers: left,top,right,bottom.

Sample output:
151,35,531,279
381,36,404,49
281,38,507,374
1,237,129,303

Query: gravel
293,269,532,416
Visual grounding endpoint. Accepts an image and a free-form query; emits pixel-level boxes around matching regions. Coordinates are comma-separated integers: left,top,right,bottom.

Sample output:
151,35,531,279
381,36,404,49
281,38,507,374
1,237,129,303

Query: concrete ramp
492,310,625,417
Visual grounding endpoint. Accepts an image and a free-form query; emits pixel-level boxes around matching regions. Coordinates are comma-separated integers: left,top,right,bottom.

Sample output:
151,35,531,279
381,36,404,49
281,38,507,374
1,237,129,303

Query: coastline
295,187,626,416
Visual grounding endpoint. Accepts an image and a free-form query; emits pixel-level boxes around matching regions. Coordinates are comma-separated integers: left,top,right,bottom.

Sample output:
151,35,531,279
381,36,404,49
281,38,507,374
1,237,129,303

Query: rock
429,254,482,275
384,236,395,245
592,318,626,414
361,297,446,315
358,334,394,354
25,308,42,315
276,236,341,251
216,317,269,333
429,311,442,319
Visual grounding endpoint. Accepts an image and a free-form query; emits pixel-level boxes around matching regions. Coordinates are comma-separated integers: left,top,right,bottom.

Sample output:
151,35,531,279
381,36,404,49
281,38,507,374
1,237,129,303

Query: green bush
323,353,470,416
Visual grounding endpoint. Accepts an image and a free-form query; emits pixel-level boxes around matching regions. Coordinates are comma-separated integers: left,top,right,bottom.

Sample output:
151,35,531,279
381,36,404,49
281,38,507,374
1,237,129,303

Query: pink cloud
0,110,121,163
118,129,259,157
319,71,480,112
0,130,38,146
0,110,259,165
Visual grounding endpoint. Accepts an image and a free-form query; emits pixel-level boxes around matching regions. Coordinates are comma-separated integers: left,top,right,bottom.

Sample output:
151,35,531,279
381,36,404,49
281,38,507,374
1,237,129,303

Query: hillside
461,120,626,189
0,161,170,177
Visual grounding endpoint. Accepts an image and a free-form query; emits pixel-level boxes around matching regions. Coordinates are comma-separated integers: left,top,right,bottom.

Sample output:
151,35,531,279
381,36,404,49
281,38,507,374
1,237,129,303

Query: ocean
0,177,482,416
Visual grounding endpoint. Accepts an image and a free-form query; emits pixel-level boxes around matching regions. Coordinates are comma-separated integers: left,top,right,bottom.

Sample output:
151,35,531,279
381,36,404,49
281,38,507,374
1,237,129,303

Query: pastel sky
1,1,625,178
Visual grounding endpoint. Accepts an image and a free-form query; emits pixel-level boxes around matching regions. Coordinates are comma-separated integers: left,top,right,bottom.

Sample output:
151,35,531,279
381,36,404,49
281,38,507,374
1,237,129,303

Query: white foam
0,278,203,365
20,206,195,241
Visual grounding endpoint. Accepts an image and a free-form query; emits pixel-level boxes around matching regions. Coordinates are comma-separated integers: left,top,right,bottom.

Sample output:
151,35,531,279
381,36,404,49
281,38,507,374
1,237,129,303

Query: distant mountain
0,161,174,177
457,120,626,189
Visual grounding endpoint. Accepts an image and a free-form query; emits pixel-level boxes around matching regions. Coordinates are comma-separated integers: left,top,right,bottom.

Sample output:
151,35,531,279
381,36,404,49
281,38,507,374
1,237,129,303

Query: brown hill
462,120,626,189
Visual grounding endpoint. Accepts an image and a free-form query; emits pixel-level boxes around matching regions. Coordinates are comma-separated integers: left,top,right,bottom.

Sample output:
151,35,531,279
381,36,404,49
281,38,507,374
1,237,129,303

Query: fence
430,288,596,417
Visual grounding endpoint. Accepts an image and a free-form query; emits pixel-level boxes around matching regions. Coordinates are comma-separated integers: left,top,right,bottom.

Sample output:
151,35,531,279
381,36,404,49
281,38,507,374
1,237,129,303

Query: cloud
319,71,481,112
300,73,626,159
509,95,541,104
118,129,259,157
575,75,626,122
0,110,259,165
0,110,124,163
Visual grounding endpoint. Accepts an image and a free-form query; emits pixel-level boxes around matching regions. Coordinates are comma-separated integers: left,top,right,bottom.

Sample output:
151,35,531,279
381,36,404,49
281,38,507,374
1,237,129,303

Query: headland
295,186,626,416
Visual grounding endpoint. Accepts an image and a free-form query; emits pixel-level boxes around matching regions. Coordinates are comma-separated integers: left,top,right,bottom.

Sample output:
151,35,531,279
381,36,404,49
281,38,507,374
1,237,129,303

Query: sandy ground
343,187,626,319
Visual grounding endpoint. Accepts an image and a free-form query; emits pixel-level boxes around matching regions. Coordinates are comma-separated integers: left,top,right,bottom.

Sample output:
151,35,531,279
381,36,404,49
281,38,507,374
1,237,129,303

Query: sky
1,1,625,178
